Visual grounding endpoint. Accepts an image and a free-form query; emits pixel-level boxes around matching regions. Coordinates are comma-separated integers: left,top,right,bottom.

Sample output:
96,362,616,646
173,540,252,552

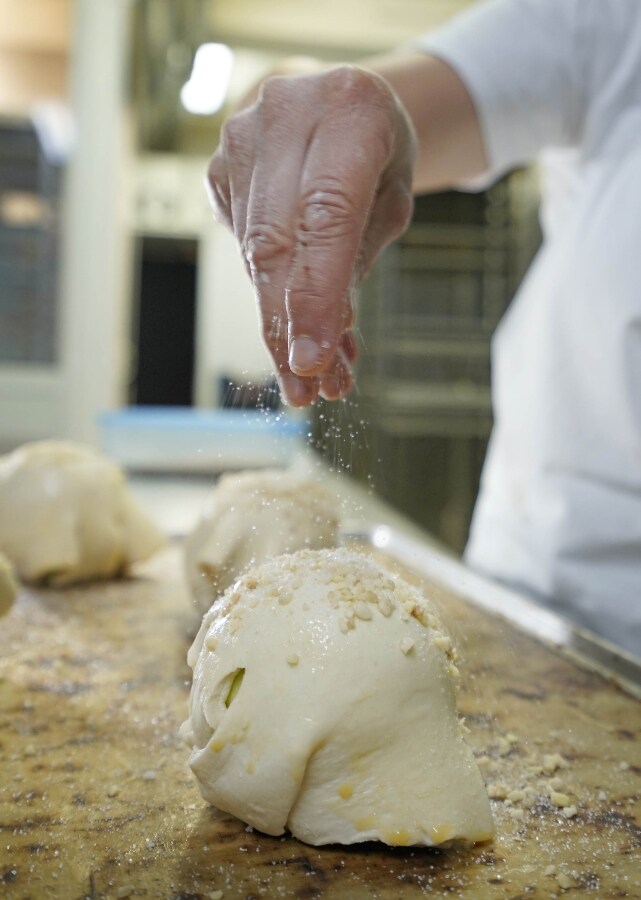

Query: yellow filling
385,828,411,846
430,823,454,844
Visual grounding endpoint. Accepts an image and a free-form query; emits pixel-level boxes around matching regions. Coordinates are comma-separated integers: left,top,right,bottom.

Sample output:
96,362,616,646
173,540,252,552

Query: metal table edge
346,524,641,700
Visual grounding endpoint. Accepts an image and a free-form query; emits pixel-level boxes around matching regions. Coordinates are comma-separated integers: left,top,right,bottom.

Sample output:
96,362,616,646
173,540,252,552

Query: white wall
0,0,134,451
195,221,273,408
61,0,135,444
130,153,273,410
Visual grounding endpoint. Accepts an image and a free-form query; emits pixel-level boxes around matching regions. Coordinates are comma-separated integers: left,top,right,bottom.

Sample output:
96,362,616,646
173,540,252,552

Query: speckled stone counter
0,541,639,899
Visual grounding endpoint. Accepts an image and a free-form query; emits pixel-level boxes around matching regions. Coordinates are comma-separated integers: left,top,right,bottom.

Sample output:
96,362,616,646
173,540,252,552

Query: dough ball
184,469,339,612
0,440,166,585
181,547,494,847
0,552,17,616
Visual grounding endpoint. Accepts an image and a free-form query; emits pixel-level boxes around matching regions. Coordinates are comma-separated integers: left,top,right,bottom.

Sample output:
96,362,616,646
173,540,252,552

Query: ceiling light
180,43,234,115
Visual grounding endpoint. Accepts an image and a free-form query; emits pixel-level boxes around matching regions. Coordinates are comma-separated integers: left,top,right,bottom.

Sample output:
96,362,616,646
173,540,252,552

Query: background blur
0,0,541,552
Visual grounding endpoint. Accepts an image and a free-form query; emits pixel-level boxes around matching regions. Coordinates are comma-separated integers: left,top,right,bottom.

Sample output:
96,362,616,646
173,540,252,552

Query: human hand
207,65,417,406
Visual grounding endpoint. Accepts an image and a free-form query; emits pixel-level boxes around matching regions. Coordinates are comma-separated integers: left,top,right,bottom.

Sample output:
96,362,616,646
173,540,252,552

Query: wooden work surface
0,543,640,900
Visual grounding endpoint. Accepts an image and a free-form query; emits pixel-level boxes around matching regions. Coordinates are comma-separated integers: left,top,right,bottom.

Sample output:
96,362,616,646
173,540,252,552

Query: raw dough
0,440,166,585
0,552,17,616
181,547,494,847
184,469,339,612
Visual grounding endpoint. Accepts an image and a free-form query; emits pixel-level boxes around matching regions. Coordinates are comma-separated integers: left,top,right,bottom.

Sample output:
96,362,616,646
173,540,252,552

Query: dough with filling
0,440,166,585
184,468,339,612
0,552,17,616
181,547,494,847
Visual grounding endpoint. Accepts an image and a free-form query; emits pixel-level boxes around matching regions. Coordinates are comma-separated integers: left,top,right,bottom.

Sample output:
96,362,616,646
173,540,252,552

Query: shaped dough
181,547,494,847
0,552,17,616
0,440,166,585
184,469,339,612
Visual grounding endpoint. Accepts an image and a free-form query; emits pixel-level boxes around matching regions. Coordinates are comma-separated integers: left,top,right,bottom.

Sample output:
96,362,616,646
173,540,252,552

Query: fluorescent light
181,43,234,115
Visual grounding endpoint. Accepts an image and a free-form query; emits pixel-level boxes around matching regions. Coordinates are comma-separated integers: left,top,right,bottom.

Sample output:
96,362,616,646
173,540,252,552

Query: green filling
224,668,245,708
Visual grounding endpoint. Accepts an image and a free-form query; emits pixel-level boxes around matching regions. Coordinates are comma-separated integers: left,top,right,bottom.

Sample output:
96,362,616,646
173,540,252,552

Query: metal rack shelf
314,171,541,552
0,118,63,365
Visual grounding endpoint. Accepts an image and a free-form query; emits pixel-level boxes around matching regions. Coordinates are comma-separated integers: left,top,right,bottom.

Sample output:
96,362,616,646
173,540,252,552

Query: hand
207,65,417,406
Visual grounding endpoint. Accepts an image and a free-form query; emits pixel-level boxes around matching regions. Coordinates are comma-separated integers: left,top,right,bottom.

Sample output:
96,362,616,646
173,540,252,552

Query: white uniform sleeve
418,0,590,182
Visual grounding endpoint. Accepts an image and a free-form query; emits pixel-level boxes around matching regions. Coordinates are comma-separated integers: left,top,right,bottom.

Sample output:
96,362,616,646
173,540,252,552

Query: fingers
318,341,355,401
205,152,232,230
280,341,354,406
243,77,321,401
207,107,257,245
279,372,319,407
282,69,398,377
206,66,416,408
356,171,415,284
340,329,359,365
246,70,397,382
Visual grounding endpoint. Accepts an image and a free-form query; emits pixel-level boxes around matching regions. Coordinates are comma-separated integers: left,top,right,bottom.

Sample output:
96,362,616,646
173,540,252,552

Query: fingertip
318,377,341,401
340,330,359,365
289,336,327,376
318,358,353,402
279,373,318,407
